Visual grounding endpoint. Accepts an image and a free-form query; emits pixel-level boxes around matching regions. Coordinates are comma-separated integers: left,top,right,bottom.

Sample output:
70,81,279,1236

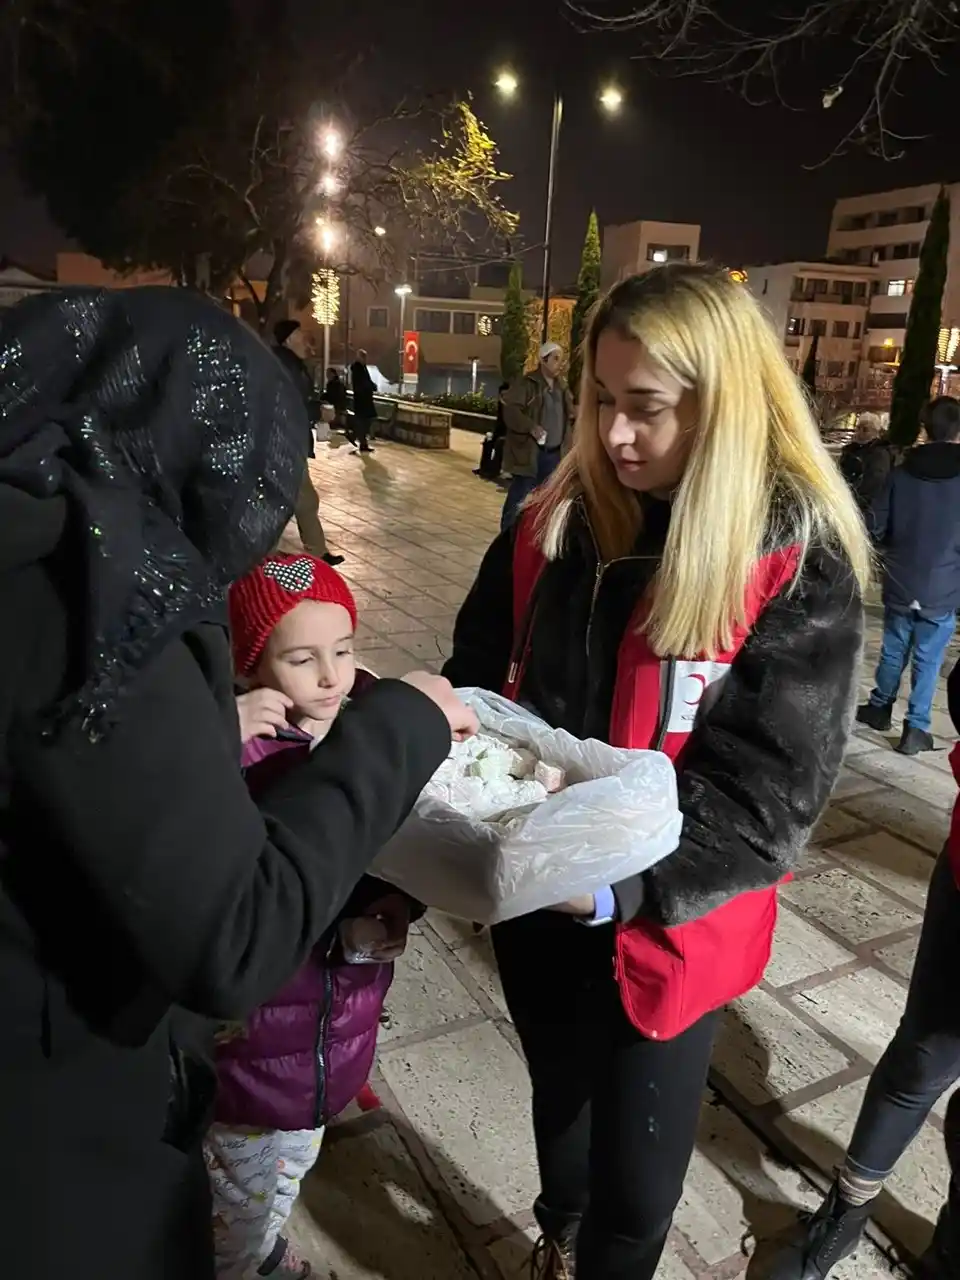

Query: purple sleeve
241,736,280,769
578,885,616,927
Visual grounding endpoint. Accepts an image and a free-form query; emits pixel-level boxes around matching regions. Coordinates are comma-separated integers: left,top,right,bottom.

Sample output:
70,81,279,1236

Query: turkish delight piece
467,746,516,781
534,760,566,793
508,747,537,779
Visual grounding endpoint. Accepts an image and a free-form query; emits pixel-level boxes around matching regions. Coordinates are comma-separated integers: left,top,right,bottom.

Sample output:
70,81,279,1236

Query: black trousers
492,912,717,1280
847,851,960,1182
349,412,374,450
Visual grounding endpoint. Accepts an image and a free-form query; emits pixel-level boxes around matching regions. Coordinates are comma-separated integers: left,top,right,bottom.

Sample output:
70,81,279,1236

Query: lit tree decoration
937,327,960,365
312,268,340,326
729,268,748,285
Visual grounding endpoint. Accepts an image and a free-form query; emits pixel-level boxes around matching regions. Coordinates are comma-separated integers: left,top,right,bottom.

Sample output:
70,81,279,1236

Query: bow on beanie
229,553,357,676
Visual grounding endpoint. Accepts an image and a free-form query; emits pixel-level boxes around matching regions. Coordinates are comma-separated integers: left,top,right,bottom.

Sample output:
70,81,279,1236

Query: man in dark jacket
500,342,574,531
273,320,343,566
323,366,349,429
839,413,894,515
858,395,960,754
349,349,376,454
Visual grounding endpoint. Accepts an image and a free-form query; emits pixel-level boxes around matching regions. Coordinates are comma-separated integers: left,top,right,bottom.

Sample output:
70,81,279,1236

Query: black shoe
322,553,345,567
897,725,935,756
359,446,374,454
856,702,893,732
767,1184,873,1279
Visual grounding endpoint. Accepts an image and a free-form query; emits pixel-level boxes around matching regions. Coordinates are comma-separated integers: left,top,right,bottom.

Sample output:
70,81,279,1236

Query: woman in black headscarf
0,287,473,1279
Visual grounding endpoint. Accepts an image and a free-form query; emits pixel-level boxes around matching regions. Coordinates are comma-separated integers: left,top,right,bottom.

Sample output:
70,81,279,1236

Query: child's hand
236,688,294,744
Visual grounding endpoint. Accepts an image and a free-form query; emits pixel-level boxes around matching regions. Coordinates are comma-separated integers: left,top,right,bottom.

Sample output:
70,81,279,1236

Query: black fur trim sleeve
614,545,863,927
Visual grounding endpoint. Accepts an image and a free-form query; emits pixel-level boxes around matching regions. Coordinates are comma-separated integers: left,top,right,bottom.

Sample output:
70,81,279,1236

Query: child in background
205,553,418,1279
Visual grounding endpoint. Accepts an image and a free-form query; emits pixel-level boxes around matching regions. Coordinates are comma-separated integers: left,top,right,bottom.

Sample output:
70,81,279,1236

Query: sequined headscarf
0,286,307,736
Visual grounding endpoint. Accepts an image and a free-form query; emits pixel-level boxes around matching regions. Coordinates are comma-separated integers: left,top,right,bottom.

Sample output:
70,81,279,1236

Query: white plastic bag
372,689,682,924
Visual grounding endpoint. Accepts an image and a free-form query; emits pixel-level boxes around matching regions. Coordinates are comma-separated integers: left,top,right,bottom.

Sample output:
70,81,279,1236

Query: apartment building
827,183,960,372
600,220,700,289
746,261,876,396
324,271,507,397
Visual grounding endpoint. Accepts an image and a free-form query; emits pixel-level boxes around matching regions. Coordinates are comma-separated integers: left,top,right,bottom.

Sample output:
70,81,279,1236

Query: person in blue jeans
858,395,960,756
500,342,574,530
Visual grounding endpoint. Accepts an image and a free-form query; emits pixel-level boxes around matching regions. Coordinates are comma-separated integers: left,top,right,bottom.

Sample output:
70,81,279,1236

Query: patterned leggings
204,1123,325,1278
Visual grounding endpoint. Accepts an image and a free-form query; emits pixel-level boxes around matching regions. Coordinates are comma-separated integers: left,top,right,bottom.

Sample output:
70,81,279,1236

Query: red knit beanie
229,553,358,677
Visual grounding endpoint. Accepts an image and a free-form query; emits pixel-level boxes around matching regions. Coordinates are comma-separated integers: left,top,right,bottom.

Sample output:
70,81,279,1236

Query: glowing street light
317,223,338,256
494,68,625,342
494,69,518,99
395,285,413,395
599,84,623,114
374,225,387,237
320,171,340,197
321,128,342,160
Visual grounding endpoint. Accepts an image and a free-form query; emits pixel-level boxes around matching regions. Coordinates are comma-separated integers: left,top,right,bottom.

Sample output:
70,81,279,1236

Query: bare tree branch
563,0,960,158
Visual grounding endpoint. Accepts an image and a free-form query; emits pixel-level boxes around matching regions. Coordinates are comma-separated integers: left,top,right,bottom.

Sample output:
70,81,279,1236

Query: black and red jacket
444,495,863,1040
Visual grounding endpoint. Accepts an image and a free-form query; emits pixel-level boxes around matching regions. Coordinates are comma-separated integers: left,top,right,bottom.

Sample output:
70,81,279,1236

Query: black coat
274,344,317,453
871,441,960,615
350,360,377,418
839,438,893,513
444,501,861,926
324,373,348,414
0,488,450,1279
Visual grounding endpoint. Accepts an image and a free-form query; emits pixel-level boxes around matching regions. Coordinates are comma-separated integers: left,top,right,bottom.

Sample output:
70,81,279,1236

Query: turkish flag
403,331,420,375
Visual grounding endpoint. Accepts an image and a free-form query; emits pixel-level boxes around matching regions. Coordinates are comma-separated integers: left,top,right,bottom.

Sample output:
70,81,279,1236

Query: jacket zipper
314,941,336,1128
580,501,675,746
506,581,542,688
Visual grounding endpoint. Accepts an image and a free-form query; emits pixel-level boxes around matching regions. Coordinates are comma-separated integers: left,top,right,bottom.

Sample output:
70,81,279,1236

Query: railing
790,290,863,305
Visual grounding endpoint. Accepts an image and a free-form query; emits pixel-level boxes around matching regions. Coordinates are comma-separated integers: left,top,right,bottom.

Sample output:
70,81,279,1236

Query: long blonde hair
533,264,871,658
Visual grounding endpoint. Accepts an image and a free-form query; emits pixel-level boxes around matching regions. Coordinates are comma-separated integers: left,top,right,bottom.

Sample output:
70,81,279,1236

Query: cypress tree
889,186,951,447
500,261,529,383
570,210,602,395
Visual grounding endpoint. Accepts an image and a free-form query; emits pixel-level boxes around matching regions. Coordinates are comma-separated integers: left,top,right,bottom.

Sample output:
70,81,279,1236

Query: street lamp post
495,70,623,345
396,284,412,396
540,92,563,346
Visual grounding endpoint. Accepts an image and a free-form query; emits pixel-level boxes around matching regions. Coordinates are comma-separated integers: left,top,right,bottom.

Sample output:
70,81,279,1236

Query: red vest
504,514,800,1041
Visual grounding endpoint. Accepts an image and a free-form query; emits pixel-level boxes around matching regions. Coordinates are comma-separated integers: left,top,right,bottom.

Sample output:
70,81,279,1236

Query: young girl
444,263,871,1280
205,552,417,1279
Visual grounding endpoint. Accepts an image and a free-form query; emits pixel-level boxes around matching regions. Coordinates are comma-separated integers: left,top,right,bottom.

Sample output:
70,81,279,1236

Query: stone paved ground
280,430,955,1279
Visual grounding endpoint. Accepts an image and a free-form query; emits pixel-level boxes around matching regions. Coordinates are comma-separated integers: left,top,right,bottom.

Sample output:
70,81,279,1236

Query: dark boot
767,1183,874,1279
529,1235,575,1280
897,726,935,756
856,702,893,732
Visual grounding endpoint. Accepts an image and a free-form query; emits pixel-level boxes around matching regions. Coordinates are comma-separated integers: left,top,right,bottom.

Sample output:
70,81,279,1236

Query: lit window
887,279,907,297
651,249,668,263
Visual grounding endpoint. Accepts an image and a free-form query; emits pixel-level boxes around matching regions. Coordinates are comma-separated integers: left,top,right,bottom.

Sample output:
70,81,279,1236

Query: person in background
475,381,510,480
500,342,574,530
348,348,376,454
0,285,477,1279
444,264,868,1280
838,412,893,515
769,648,960,1280
857,395,960,755
323,366,349,433
206,554,420,1280
273,320,343,568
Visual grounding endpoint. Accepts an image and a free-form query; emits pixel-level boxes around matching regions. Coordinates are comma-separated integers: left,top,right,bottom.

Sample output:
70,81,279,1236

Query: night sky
2,0,957,282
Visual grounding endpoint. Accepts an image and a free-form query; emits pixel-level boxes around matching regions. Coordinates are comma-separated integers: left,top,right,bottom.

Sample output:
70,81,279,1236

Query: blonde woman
443,264,870,1280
